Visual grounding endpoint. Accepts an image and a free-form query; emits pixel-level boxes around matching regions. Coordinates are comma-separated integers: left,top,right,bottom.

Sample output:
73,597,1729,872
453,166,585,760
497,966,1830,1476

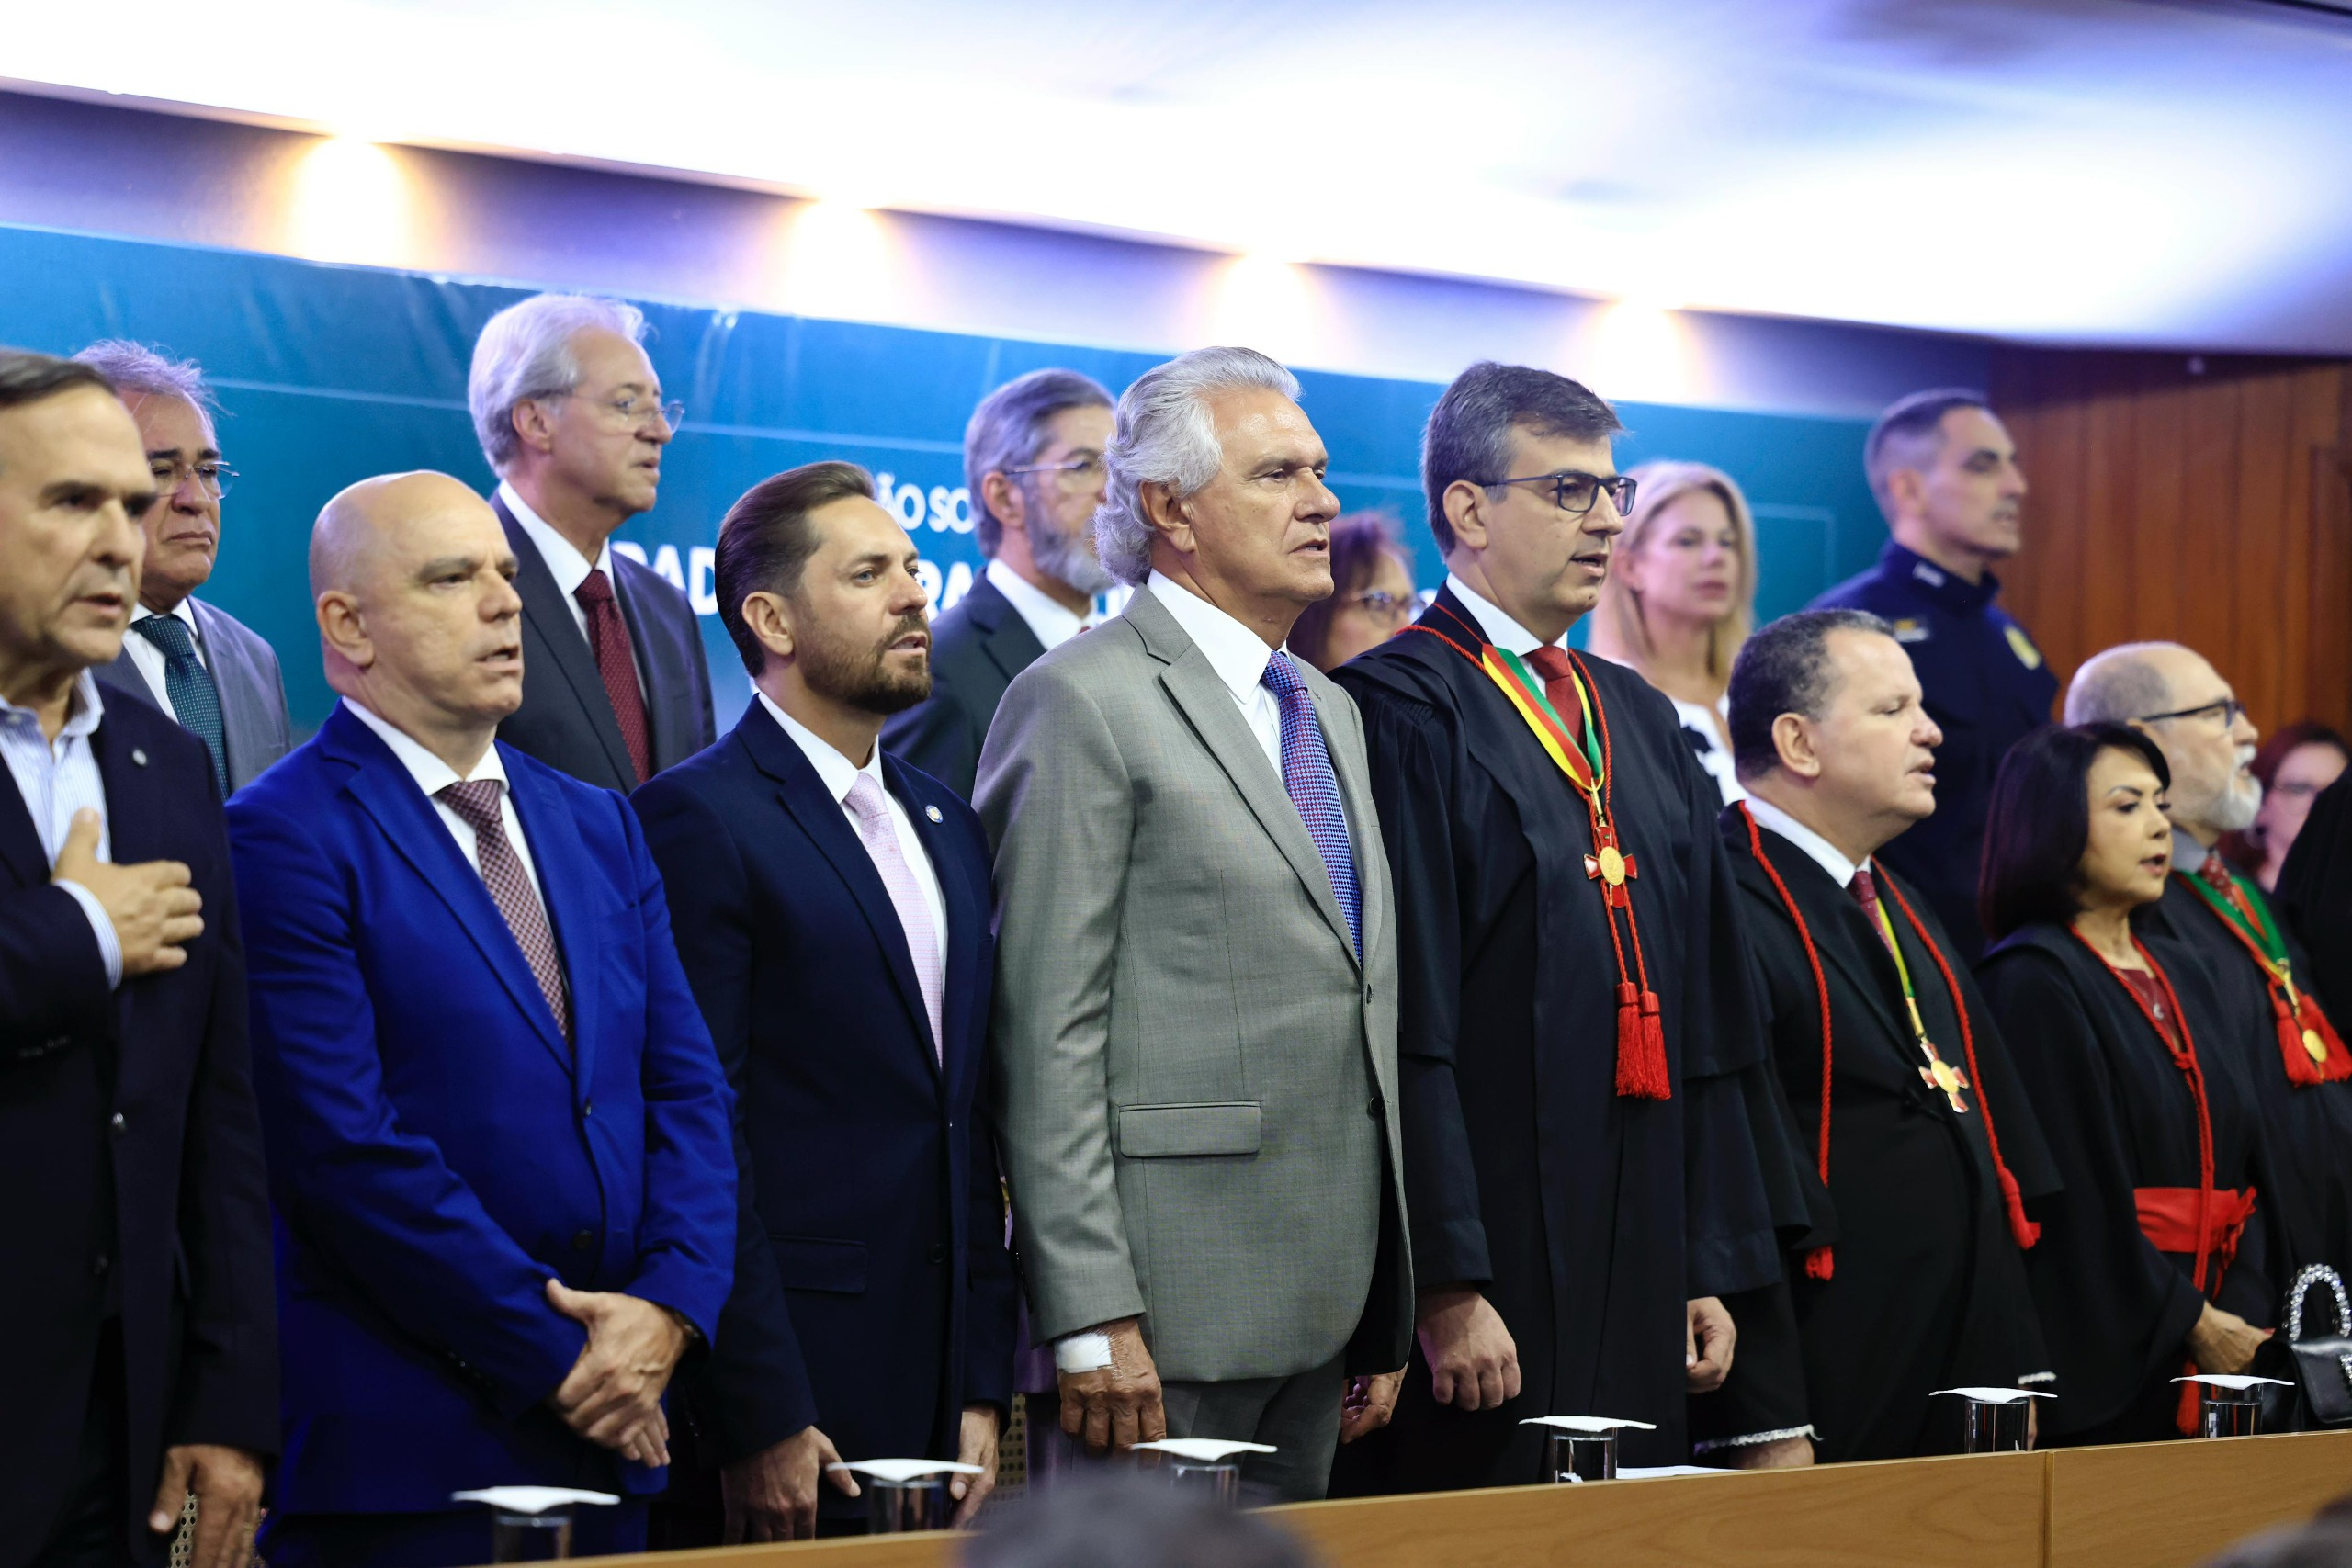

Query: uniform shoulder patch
1892,617,1930,644
2004,625,2044,670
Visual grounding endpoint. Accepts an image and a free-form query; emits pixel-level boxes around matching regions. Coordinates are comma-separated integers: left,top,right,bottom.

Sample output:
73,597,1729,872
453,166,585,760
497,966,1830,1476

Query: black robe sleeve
2278,771,2352,1027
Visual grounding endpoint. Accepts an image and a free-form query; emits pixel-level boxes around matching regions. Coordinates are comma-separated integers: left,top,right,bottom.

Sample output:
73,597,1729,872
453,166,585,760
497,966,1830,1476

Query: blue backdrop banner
0,221,1886,733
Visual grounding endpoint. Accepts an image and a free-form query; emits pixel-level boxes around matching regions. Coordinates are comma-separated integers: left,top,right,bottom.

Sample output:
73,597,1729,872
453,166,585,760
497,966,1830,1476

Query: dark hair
959,1473,1317,1568
1980,722,2173,941
1864,388,1993,518
966,367,1114,557
1725,608,1894,782
2222,719,2352,874
1421,362,1623,554
2198,1517,2352,1568
0,347,115,413
1287,513,1412,671
715,460,876,675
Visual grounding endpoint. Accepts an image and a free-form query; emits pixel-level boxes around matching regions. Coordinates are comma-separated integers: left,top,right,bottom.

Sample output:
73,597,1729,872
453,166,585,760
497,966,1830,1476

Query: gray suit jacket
96,598,294,795
976,586,1413,1383
881,570,1046,801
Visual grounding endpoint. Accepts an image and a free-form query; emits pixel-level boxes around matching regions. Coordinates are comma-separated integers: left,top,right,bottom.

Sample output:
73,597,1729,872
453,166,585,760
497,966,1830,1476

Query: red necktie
1521,646,1588,750
1849,865,1896,957
574,568,651,784
438,779,571,1040
2198,850,2234,895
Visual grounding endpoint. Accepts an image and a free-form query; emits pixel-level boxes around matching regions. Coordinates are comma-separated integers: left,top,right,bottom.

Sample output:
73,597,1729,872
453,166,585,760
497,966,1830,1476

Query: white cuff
55,880,123,990
2018,1371,2057,1386
1054,1330,1114,1374
1690,1425,1816,1454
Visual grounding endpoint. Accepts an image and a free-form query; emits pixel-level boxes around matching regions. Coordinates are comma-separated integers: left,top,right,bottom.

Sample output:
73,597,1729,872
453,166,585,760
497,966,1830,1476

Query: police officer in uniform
1809,389,2054,960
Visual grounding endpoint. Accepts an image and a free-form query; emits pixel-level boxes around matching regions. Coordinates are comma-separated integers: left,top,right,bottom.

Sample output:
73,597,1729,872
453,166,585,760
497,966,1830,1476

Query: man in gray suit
882,368,1114,798
977,347,1412,1502
79,342,293,795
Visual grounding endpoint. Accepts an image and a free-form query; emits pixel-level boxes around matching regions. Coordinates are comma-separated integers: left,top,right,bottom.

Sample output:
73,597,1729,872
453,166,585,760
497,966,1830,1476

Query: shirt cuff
1054,1330,1114,1374
55,880,123,989
2018,1371,2057,1386
1690,1425,1817,1454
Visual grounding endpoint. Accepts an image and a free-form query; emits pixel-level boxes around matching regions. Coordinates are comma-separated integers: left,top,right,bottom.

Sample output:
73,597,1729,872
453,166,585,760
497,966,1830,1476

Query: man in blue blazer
635,461,1014,1542
228,471,736,1566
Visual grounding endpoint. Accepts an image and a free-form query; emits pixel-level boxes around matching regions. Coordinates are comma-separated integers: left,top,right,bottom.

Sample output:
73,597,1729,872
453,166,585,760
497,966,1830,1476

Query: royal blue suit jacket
226,702,735,1514
633,702,1015,1475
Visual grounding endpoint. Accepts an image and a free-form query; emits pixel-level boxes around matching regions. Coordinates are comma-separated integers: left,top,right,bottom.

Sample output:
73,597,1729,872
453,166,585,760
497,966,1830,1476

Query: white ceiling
10,0,2352,352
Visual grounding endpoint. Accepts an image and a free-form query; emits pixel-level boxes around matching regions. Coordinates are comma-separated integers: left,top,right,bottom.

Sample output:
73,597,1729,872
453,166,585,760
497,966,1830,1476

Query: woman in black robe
1976,723,2283,1445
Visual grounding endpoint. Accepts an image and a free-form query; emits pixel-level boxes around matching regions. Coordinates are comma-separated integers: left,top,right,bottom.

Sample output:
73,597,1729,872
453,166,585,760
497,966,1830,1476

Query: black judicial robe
1327,592,1804,1487
2278,771,2352,1029
2149,877,2352,1280
1977,924,2285,1444
1702,823,2057,1461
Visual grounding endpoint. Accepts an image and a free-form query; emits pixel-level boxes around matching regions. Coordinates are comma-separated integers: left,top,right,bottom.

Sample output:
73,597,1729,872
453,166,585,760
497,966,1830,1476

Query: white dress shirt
986,558,1091,652
756,693,947,967
1445,573,1558,658
1743,794,1866,892
498,481,647,700
1146,571,1283,774
120,600,208,719
0,671,121,986
343,698,545,901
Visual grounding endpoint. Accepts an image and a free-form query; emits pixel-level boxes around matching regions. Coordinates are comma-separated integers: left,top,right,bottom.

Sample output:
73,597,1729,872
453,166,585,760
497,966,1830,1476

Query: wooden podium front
598,1430,2352,1568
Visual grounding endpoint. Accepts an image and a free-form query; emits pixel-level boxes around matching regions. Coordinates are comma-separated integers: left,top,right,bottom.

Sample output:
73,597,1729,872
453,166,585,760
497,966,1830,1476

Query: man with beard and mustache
2069,643,2352,1280
634,463,1014,1541
885,369,1116,799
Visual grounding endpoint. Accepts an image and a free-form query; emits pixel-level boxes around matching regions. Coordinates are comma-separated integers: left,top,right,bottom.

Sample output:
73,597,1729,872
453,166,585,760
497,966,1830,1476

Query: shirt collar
499,480,614,595
1444,573,1559,657
755,690,884,807
0,669,107,741
986,558,1089,650
1744,794,1868,890
1147,571,1282,707
1881,540,2000,614
344,696,510,799
2172,827,2215,875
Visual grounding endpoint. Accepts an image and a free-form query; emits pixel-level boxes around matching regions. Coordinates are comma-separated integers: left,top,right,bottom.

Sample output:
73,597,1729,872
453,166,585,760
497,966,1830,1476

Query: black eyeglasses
1480,470,1637,518
2137,695,2246,729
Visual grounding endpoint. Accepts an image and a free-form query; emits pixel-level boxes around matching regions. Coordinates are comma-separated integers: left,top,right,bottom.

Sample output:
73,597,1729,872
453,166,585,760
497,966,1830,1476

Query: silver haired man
974,346,1414,1501
467,292,713,791
78,341,292,795
883,368,1115,798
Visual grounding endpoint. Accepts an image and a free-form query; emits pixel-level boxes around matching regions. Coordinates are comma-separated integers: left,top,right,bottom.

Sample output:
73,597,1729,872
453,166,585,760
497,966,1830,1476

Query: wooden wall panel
1990,349,2352,734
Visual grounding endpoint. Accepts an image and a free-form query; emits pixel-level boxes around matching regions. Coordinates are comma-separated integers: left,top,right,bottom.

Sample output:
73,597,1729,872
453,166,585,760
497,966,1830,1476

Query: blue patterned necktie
1260,651,1362,955
132,614,229,796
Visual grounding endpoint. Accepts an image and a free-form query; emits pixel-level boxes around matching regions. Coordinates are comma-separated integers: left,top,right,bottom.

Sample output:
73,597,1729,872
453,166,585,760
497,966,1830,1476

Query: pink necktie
438,778,571,1040
846,773,944,1061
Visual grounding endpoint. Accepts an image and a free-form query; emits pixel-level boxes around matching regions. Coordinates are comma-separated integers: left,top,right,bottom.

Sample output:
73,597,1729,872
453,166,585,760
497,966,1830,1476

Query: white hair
1091,345,1302,586
2065,641,2177,726
468,293,648,474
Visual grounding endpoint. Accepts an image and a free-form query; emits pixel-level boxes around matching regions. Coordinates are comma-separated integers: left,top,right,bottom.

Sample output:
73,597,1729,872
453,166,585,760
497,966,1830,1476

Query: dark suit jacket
95,599,294,795
881,570,1046,800
492,493,716,793
226,703,736,1513
2,690,276,1567
634,703,1015,1478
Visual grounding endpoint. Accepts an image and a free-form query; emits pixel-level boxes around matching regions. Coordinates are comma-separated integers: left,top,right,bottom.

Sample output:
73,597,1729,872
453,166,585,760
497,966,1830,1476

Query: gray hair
1727,607,1895,782
73,340,216,415
966,368,1114,558
1092,346,1301,587
468,293,647,474
2065,642,2177,725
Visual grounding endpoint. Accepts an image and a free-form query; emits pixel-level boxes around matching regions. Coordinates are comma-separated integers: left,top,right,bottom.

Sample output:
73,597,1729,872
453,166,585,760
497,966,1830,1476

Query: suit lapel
1314,679,1381,962
888,754,974,1092
495,494,638,787
324,707,573,1075
1763,837,1920,1057
610,557,686,768
506,751,602,1094
967,577,1046,688
0,757,45,889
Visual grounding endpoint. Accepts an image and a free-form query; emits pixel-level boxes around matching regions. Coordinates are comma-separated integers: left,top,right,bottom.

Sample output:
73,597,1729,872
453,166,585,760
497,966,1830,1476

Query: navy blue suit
633,702,1014,1503
226,703,735,1560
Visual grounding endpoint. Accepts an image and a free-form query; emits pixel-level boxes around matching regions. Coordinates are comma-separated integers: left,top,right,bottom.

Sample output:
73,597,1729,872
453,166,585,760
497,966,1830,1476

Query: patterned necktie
132,615,228,796
438,778,571,1040
2199,850,2235,895
846,773,944,1061
1849,865,1897,958
574,568,652,784
1260,652,1363,955
1520,645,1589,751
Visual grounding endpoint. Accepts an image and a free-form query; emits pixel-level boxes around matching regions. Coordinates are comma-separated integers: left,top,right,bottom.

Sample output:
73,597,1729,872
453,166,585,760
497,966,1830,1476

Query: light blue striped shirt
0,671,123,987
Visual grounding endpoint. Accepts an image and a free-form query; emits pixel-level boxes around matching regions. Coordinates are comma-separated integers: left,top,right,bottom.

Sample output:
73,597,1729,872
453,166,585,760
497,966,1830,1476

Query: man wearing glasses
1809,389,2052,961
2069,642,2352,1286
78,342,291,796
1330,362,1803,1491
466,293,715,794
884,368,1115,799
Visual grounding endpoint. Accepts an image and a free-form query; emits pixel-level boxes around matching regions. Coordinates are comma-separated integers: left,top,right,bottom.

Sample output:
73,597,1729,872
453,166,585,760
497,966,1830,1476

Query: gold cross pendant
1583,825,1638,908
1919,1052,1972,1114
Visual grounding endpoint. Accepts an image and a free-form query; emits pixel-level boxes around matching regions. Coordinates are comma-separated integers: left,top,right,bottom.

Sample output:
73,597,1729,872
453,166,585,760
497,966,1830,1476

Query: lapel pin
925,804,944,823
130,748,149,766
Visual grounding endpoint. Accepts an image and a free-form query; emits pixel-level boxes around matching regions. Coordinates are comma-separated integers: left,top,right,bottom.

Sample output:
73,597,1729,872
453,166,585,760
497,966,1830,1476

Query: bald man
226,473,736,1567
2068,642,2352,1281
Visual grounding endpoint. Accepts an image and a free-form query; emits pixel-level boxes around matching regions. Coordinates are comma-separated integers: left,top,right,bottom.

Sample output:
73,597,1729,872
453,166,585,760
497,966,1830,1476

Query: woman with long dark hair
1976,723,2285,1444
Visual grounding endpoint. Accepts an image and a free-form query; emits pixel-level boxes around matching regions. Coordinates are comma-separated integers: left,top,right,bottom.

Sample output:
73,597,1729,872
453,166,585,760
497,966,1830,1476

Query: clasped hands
544,1279,690,1467
1055,1316,1404,1458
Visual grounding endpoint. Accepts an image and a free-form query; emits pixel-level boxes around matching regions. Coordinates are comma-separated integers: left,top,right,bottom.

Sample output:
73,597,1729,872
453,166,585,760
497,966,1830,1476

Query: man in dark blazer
77,342,292,795
468,293,714,792
0,350,275,1568
636,461,1014,1542
882,368,1113,798
229,471,736,1566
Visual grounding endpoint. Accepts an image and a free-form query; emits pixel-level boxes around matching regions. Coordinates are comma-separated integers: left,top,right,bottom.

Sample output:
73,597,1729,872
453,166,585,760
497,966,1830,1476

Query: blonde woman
1588,460,1758,804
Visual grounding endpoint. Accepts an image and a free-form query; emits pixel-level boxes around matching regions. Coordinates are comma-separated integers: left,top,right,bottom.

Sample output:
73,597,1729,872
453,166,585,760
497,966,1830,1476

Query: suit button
1363,984,1374,1006
582,1100,594,1118
109,1112,127,1135
572,1231,595,1252
93,1253,111,1278
927,1243,949,1265
1367,1096,1385,1120
43,1034,69,1053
